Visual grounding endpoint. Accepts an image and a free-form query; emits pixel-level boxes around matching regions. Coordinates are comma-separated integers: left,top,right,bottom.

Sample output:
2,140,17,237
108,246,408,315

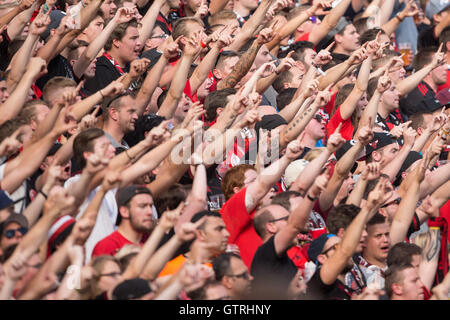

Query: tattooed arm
418,228,441,290
217,40,262,90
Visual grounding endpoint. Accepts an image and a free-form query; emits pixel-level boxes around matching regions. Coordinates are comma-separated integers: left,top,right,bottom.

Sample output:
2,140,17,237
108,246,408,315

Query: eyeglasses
226,270,250,280
98,272,121,278
381,197,401,208
3,227,28,239
321,243,339,255
269,215,289,223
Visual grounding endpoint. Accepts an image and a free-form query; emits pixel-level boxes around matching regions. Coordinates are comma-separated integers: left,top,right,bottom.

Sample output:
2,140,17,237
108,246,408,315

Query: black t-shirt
0,29,11,71
418,25,439,50
250,236,298,299
35,55,75,91
306,266,354,300
84,55,126,94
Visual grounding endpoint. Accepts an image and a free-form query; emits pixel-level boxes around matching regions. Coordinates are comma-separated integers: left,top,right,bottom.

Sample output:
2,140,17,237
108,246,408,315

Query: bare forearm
141,236,183,280
136,56,168,115
138,0,165,44
318,61,354,91
147,160,190,198
23,193,46,228
390,180,420,245
217,41,262,90
0,72,35,125
73,20,118,78
346,176,368,207
72,91,103,121
419,163,450,200
158,55,193,118
6,34,38,92
420,228,441,289
281,103,319,147
397,64,433,97
37,33,65,63
290,149,332,194
357,91,380,133
190,46,220,93
0,7,21,28
279,94,307,123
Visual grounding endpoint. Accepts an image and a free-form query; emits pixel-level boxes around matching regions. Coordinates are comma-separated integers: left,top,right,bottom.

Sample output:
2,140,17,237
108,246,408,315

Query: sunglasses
313,114,324,122
3,227,28,239
381,197,401,208
269,215,289,223
227,270,250,280
321,242,339,255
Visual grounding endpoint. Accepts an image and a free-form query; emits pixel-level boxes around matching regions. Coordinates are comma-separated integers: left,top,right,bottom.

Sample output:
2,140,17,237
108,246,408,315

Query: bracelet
306,194,317,202
99,90,104,98
39,190,48,199
396,13,405,22
429,226,440,230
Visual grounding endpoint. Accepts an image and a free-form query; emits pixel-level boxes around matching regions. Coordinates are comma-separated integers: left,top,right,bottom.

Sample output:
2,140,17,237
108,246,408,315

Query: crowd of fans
0,0,448,300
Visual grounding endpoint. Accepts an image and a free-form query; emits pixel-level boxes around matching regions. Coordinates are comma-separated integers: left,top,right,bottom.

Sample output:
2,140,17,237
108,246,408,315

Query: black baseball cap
307,233,338,263
112,278,153,300
116,185,152,225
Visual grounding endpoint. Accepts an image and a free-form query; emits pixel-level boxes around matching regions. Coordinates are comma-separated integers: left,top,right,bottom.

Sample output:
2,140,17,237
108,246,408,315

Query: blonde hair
303,148,325,162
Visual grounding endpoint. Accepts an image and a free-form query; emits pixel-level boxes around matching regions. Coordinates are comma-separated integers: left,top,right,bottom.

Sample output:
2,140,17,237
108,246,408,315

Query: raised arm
339,52,371,120
0,57,46,126
189,27,233,94
320,178,392,285
135,39,179,115
218,27,274,90
396,45,445,97
6,8,50,92
381,0,419,36
274,169,329,256
227,0,274,52
158,36,199,119
0,0,34,29
280,88,331,148
72,7,135,79
308,0,352,45
138,0,165,44
319,123,373,211
245,139,304,212
390,156,428,246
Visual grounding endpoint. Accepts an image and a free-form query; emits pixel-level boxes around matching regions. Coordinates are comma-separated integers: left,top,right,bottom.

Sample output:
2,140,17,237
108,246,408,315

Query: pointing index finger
325,41,335,52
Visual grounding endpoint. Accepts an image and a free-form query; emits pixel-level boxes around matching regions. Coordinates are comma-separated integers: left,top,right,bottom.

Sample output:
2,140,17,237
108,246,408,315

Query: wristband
306,194,317,202
396,13,404,22
39,190,48,199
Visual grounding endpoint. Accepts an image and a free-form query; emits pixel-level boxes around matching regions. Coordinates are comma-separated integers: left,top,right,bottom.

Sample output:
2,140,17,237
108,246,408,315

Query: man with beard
92,185,156,257
101,93,138,149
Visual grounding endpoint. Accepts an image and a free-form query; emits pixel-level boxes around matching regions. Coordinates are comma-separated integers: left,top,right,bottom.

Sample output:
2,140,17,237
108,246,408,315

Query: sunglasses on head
3,227,28,239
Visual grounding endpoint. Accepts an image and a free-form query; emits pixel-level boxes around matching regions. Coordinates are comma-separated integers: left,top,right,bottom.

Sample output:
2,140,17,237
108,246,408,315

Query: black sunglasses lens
4,230,15,238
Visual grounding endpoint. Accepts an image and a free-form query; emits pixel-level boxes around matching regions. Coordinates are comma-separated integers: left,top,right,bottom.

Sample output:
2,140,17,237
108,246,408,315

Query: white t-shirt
0,163,27,214
64,175,118,263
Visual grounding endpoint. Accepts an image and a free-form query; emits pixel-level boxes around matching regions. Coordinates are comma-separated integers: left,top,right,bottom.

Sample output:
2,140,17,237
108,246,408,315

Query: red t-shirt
296,32,310,43
220,187,262,268
323,91,338,116
326,105,354,141
92,230,133,258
